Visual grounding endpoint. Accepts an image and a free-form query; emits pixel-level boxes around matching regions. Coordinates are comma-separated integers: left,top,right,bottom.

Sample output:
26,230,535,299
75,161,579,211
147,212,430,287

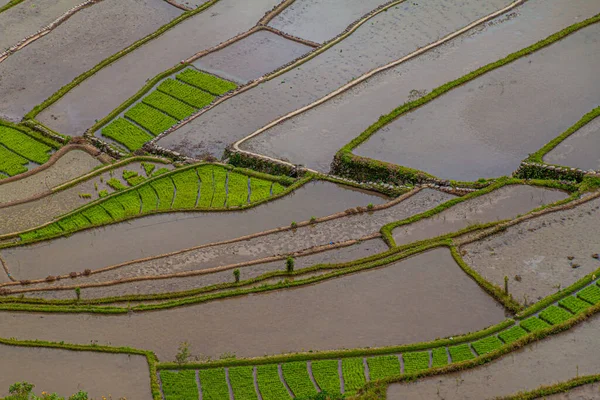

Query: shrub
234,269,240,283
175,341,191,365
286,257,295,273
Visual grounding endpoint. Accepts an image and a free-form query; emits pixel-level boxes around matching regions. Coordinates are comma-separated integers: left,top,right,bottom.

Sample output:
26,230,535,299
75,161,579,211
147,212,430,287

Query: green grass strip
0,125,52,164
341,358,366,396
257,365,292,400
367,355,400,381
559,296,593,314
539,305,573,325
520,317,551,333
160,370,198,400
471,336,503,356
199,368,229,400
125,103,177,135
431,348,448,368
402,351,429,374
310,360,340,395
101,118,153,151
172,168,199,209
142,90,197,120
157,79,215,108
176,68,237,96
281,361,317,398
448,344,475,363
578,285,600,305
498,325,528,344
228,366,258,400
0,145,29,176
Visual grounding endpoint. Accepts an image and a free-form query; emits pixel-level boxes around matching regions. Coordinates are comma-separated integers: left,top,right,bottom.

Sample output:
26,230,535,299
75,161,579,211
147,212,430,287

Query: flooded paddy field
543,382,600,399
192,30,312,84
0,181,396,279
23,238,388,300
0,248,506,360
0,0,83,51
0,149,101,205
387,315,600,400
0,344,152,398
393,185,567,246
267,0,388,43
354,23,600,181
462,195,600,305
243,0,600,172
0,0,182,122
544,116,600,172
36,0,281,136
157,0,514,158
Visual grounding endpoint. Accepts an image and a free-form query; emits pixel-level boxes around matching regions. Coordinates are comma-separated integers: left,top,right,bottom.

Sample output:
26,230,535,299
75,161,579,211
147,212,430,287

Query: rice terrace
0,0,599,398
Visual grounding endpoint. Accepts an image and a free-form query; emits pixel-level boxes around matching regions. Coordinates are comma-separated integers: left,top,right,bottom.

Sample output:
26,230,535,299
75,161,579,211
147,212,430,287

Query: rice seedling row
0,144,29,176
160,370,199,400
151,177,176,211
0,126,52,164
577,285,600,305
199,368,229,400
124,103,177,136
176,68,237,96
157,79,215,109
431,347,448,368
281,361,317,398
171,169,200,209
210,167,228,208
448,344,475,363
257,365,292,400
228,366,258,400
498,325,528,344
142,90,197,120
402,351,429,374
366,355,401,381
310,360,340,394
101,198,127,221
106,178,128,191
538,305,574,325
471,336,504,356
101,118,153,151
520,317,551,333
341,358,366,395
559,296,593,314
226,172,249,207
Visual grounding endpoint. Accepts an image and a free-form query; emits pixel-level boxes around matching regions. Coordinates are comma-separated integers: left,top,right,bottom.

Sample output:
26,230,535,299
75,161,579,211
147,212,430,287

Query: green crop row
157,79,215,109
538,305,574,325
160,370,198,400
367,355,400,381
471,336,503,356
101,118,153,151
310,360,340,394
558,296,592,314
520,317,551,333
229,366,258,400
341,358,366,396
281,362,317,398
0,144,29,176
497,325,528,345
0,125,52,164
402,351,429,374
199,368,229,400
142,90,197,120
172,168,200,209
448,344,475,363
257,364,292,400
577,284,600,305
176,68,237,96
106,178,128,191
431,347,448,368
125,103,177,135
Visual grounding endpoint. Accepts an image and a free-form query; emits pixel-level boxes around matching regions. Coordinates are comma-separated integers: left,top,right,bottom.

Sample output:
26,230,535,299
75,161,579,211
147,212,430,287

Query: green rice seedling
257,364,292,400
116,191,141,217
471,336,504,356
142,90,197,120
431,347,448,368
160,370,199,400
559,296,592,314
229,366,258,400
126,175,146,186
311,360,340,395
138,184,158,214
106,178,128,191
141,162,156,177
211,167,227,208
82,205,113,225
122,170,138,180
101,118,153,151
0,126,52,164
520,317,551,333
498,325,528,344
151,177,175,210
176,68,237,96
98,190,109,198
197,167,214,208
199,368,229,400
125,103,177,135
101,198,126,220
272,182,287,196
226,172,249,207
448,344,475,363
578,284,600,305
342,358,366,395
250,178,272,203
402,351,429,374
153,167,170,177
367,355,400,381
157,79,215,109
281,361,317,398
171,169,199,209
0,145,29,176
20,223,63,242
539,305,573,325
58,214,91,232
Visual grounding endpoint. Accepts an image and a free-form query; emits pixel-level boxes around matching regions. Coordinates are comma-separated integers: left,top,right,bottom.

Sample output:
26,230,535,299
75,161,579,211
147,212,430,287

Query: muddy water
268,0,388,43
0,248,506,360
244,0,600,172
463,195,600,305
26,239,389,300
0,344,151,398
544,382,600,399
544,115,600,171
0,161,167,235
355,24,600,181
0,150,101,205
0,0,83,51
192,30,312,84
0,0,182,122
387,315,600,400
157,0,514,159
1,181,390,279
36,0,281,136
393,185,567,246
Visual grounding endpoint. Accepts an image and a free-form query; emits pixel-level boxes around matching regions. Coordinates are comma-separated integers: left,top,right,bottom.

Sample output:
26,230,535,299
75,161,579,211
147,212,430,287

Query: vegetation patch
538,305,574,325
157,79,215,109
0,145,29,177
341,358,366,396
257,365,292,400
402,351,429,374
142,90,197,120
281,361,317,398
0,125,53,164
448,344,475,363
520,317,551,333
558,296,593,314
577,285,600,305
125,103,177,135
310,360,340,395
160,370,198,400
471,336,503,356
199,368,229,400
228,366,258,400
431,348,448,368
101,118,153,151
176,68,237,96
497,326,528,345
366,355,400,381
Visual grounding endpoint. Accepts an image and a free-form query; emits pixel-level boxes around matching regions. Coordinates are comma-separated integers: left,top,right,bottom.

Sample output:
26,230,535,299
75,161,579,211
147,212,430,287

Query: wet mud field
544,115,600,172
